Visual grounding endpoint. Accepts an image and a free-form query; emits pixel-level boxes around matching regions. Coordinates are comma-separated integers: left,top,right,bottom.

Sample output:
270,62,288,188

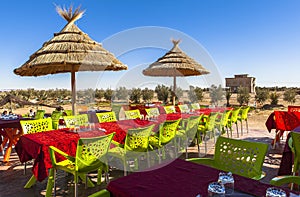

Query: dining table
106,158,294,197
15,128,106,188
0,116,31,162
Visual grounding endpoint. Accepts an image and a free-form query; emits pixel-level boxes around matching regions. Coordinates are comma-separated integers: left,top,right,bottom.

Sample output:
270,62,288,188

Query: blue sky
1,0,300,90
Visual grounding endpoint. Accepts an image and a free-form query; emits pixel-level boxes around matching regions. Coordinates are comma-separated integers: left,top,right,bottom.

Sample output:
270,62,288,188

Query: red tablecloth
15,129,105,182
107,158,292,197
265,111,300,132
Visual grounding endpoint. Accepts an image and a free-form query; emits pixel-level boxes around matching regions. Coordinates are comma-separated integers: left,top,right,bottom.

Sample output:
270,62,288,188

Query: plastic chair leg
45,168,54,197
24,175,37,188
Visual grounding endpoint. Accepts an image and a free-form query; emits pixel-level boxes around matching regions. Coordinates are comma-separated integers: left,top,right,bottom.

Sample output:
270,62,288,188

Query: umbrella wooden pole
71,69,76,115
173,75,176,105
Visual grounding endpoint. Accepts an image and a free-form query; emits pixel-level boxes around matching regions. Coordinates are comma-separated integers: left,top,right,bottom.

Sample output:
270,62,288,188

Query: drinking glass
218,172,234,195
207,182,225,197
265,187,286,197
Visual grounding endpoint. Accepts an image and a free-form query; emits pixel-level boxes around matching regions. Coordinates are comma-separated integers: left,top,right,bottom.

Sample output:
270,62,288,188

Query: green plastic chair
46,133,115,197
124,109,143,120
270,175,300,191
64,109,73,116
20,117,53,134
177,115,202,159
215,109,232,138
88,189,110,197
63,115,77,128
187,136,268,180
51,111,63,130
190,103,200,110
227,107,241,138
237,106,251,135
178,104,190,113
108,125,154,176
290,132,300,177
197,112,219,156
76,114,89,126
149,119,181,163
96,112,117,123
163,105,176,114
145,107,160,119
34,109,45,119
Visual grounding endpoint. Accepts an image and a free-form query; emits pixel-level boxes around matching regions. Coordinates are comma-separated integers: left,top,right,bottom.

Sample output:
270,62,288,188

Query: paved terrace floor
0,127,285,197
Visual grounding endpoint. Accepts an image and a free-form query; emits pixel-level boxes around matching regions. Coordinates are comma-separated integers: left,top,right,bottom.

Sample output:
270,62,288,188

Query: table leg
24,175,37,188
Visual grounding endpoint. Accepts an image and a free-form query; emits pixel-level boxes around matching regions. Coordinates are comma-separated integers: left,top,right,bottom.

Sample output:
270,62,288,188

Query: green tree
129,88,142,104
283,89,297,104
188,86,204,103
225,89,232,107
104,89,113,102
95,89,104,100
210,84,224,106
155,85,170,104
255,88,269,105
115,87,128,100
237,86,250,106
142,88,154,103
170,86,183,103
269,92,280,105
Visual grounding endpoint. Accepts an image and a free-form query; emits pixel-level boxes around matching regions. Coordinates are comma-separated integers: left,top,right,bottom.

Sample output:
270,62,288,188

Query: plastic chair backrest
64,110,73,116
51,110,63,130
159,119,181,145
96,112,117,123
34,109,45,119
124,109,142,120
185,115,202,139
178,104,190,113
63,115,77,128
291,132,300,172
20,117,53,134
239,106,250,120
164,106,176,114
214,136,268,180
230,107,241,123
191,103,200,110
145,108,160,117
206,112,219,131
219,109,232,127
124,125,155,152
76,114,89,126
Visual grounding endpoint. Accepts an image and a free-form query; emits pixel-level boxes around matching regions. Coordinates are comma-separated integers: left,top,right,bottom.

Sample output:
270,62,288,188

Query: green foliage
141,88,154,103
237,86,250,106
129,88,142,104
104,89,113,101
95,89,104,99
269,92,280,105
170,86,183,103
210,84,224,106
188,86,204,103
255,88,269,105
115,87,128,100
225,89,232,107
283,89,297,104
155,85,170,104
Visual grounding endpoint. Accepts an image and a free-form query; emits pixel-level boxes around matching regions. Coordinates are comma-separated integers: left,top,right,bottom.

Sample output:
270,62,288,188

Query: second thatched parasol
143,40,210,105
14,6,127,114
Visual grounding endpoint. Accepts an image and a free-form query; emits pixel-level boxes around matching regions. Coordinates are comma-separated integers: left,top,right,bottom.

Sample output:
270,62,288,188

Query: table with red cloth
15,129,105,182
0,117,31,162
278,125,300,175
107,158,294,197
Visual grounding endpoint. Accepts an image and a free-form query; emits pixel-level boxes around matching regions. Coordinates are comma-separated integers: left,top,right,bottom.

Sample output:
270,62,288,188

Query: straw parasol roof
14,5,127,114
143,40,209,104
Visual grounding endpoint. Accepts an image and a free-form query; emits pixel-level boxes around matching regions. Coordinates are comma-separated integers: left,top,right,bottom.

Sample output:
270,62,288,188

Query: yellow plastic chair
34,109,45,119
145,107,160,119
163,105,176,114
76,114,89,126
20,117,53,134
64,109,73,116
108,125,154,176
227,107,241,138
178,104,190,113
96,112,117,123
187,136,268,180
63,115,77,128
190,103,200,110
124,109,143,120
51,111,63,130
237,106,251,135
46,133,115,197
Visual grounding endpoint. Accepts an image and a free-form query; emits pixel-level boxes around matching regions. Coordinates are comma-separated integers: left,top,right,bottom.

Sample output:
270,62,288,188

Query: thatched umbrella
143,40,210,105
14,6,127,114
